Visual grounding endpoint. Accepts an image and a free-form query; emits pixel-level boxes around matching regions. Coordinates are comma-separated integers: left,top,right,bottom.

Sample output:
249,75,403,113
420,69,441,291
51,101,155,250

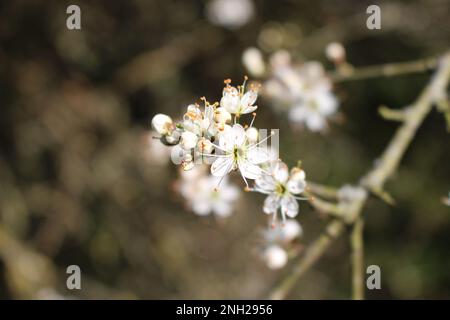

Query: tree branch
268,51,450,299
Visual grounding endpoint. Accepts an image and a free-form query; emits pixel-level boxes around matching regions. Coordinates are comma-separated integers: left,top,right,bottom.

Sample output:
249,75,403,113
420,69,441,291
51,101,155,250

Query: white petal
238,159,262,179
306,112,326,131
317,92,338,115
180,131,198,150
241,90,257,106
211,157,234,177
281,220,302,241
281,195,299,218
220,86,240,113
240,104,258,114
247,147,269,165
288,105,308,123
263,194,280,214
255,173,276,192
192,201,212,216
287,169,306,194
212,201,233,217
231,124,246,146
220,184,240,201
272,160,289,183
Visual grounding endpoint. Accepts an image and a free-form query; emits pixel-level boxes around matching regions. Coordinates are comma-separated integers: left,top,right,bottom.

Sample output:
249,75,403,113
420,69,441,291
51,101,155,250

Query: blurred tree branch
269,50,450,299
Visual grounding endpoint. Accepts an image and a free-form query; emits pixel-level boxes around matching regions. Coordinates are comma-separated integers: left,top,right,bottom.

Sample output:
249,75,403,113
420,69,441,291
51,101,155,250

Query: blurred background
0,0,449,299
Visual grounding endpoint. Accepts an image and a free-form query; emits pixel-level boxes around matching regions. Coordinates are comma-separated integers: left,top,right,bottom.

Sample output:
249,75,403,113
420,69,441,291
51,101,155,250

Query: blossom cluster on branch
151,78,310,268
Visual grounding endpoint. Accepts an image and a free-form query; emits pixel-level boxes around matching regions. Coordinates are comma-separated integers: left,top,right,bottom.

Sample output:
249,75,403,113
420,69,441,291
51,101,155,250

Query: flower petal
255,173,276,192
211,157,234,177
281,195,299,218
272,160,289,183
220,86,240,114
247,147,269,165
287,169,306,194
241,90,258,108
263,194,280,214
212,200,233,217
238,159,262,179
240,104,258,114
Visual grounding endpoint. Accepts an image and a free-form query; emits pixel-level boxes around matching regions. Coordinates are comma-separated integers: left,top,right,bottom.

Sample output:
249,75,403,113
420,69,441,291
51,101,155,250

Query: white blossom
151,113,174,136
253,160,307,223
242,47,266,77
263,219,302,243
220,80,259,116
263,51,339,132
325,42,346,63
210,123,269,186
179,167,240,217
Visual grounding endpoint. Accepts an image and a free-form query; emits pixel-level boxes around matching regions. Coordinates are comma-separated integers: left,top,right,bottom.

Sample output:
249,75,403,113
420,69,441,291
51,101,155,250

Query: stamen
249,112,257,128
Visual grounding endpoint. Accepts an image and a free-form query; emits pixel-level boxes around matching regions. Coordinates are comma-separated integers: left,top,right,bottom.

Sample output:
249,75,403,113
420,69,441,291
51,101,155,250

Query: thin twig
268,51,450,299
351,218,364,300
330,57,438,82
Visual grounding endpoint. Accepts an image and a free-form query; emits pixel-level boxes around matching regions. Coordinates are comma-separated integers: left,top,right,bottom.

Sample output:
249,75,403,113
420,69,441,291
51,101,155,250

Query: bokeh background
0,0,449,299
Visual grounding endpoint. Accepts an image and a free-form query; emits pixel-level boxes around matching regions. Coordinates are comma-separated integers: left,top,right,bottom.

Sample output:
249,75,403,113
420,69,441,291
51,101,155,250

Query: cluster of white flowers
260,219,302,269
151,78,309,226
242,48,339,132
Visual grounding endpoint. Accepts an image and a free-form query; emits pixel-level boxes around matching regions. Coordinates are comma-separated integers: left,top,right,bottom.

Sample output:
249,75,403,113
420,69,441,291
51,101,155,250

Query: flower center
233,146,245,160
275,183,286,195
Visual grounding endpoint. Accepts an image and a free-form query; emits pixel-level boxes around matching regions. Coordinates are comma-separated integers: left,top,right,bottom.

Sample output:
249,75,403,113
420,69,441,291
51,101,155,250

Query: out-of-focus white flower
264,219,302,243
253,160,307,223
264,51,339,132
210,124,269,186
151,113,174,136
220,79,260,116
288,87,338,132
183,103,217,139
263,245,288,270
179,169,240,217
242,47,266,77
206,0,254,30
325,42,346,63
143,132,173,165
245,127,259,143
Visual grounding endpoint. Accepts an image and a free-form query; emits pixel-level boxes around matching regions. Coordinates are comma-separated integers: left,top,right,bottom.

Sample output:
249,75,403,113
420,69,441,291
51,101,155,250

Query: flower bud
264,245,287,270
281,220,302,242
242,47,265,77
214,107,232,124
180,131,198,150
325,42,346,63
161,129,181,145
151,114,173,136
245,127,259,143
287,167,306,194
